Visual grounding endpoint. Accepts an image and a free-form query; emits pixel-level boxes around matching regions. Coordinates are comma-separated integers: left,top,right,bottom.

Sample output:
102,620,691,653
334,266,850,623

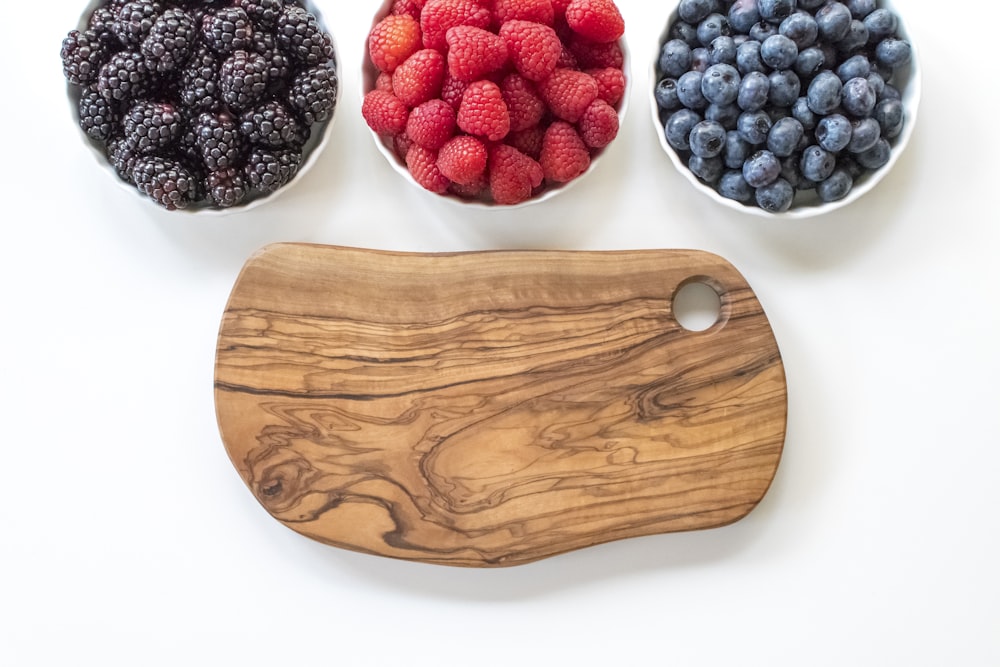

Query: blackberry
275,5,334,65
61,29,108,86
245,146,301,192
108,136,140,182
123,100,182,154
239,100,305,147
252,30,292,92
286,64,337,125
113,1,164,47
201,7,254,55
205,166,249,207
78,85,120,144
178,44,219,112
97,50,151,102
238,0,285,31
219,49,270,112
141,8,197,73
132,155,199,210
195,111,246,171
88,7,123,49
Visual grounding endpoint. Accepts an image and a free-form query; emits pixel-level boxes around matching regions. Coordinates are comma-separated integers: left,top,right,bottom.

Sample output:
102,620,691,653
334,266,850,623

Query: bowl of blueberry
359,0,631,208
650,0,919,217
60,0,340,213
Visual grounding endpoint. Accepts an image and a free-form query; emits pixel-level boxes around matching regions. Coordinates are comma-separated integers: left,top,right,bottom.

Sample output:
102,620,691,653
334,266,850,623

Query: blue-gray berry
755,177,795,211
697,13,730,47
743,149,781,187
677,70,709,109
806,70,842,114
701,63,741,105
737,109,772,144
724,130,752,168
736,39,766,74
665,108,703,150
718,169,754,201
779,11,819,49
760,34,798,69
728,0,761,34
841,77,876,117
847,117,881,153
800,144,837,182
737,70,770,111
815,113,853,153
689,120,728,158
655,78,681,111
758,0,796,24
768,69,800,108
688,155,724,183
659,39,692,78
816,169,853,202
767,116,804,157
815,2,852,42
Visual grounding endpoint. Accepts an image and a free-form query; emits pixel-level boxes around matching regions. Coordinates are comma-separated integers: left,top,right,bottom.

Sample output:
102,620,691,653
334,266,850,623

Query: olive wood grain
215,244,786,567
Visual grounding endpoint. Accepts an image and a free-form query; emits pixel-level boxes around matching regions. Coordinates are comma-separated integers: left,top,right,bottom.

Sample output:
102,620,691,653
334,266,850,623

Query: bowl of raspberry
650,0,920,218
361,0,631,207
61,0,340,213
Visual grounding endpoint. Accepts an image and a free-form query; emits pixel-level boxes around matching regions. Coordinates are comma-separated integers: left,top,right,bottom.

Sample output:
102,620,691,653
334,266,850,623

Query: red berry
375,71,394,92
391,0,422,19
551,0,572,18
499,20,562,82
394,132,414,161
437,135,488,185
500,73,546,132
406,98,456,149
440,73,469,110
538,68,599,122
445,26,508,82
568,34,624,68
362,89,410,135
494,0,555,26
564,0,624,43
420,0,491,51
488,143,544,204
577,97,618,148
585,66,626,106
556,45,579,69
449,172,489,199
392,48,446,107
457,79,510,141
539,120,590,182
406,144,450,192
506,124,546,159
368,14,423,73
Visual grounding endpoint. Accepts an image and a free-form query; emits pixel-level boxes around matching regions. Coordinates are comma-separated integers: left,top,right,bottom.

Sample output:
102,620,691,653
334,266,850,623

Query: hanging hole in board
672,280,723,332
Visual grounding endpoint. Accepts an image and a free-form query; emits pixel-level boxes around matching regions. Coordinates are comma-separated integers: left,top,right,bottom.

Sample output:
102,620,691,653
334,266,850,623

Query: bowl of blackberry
651,0,919,217
60,0,340,212
360,0,631,208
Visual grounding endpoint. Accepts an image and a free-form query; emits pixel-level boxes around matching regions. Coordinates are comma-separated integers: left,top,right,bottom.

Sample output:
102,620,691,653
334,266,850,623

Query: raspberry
539,120,590,182
392,48,446,107
499,20,561,82
564,0,624,43
449,172,488,199
456,80,510,141
494,0,555,27
436,135,487,185
500,73,545,132
406,144,450,192
586,66,626,106
445,26,508,82
405,98,456,149
375,71,394,92
551,0,572,19
577,98,618,148
391,0,422,20
440,74,469,110
505,124,546,159
538,68,599,122
368,14,422,73
556,45,578,69
568,34,624,68
362,89,409,135
488,143,543,204
419,0,491,51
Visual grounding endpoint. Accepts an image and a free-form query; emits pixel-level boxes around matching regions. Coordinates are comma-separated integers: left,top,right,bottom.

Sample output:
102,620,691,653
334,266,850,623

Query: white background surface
3,1,998,664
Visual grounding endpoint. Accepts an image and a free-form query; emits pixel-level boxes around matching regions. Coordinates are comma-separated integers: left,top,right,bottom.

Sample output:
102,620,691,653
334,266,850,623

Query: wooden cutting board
214,244,787,567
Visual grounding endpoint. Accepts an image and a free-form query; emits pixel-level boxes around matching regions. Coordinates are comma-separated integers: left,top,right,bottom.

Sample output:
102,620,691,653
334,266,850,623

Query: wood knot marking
260,479,283,497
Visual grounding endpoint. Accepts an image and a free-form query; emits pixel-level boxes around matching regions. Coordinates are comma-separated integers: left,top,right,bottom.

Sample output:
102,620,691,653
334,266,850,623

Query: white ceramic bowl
361,0,631,209
649,0,920,219
65,0,340,215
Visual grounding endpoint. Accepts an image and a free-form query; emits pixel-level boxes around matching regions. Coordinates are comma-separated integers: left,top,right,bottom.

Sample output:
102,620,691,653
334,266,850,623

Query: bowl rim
66,0,341,216
648,0,922,220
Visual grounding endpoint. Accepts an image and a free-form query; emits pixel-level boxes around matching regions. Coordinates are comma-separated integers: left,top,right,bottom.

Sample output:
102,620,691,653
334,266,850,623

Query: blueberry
689,119,728,158
688,155,725,182
665,108,703,150
845,0,876,19
701,63,741,105
835,20,869,54
806,71,843,115
841,77,876,117
780,154,815,189
837,54,870,83
768,69,801,108
838,154,865,179
800,144,837,182
678,0,715,24
737,70,770,111
873,98,904,137
677,70,708,109
706,102,741,129
768,105,791,123
655,78,682,111
856,138,891,169
866,72,886,98
755,177,795,212
815,2,852,42
816,169,854,202
710,36,738,65
742,149,781,187
697,13,730,47
749,20,779,42
767,116,805,157
875,38,912,69
791,96,817,130
670,20,700,48
798,0,826,8
737,109,772,144
847,117,880,153
728,0,761,34
659,39,693,78
718,169,754,202
760,34,799,70
723,130,751,168
779,12,819,49
794,46,826,78
758,0,795,24
880,84,901,102
736,40,766,74
863,8,897,42
691,47,712,72
815,114,852,153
